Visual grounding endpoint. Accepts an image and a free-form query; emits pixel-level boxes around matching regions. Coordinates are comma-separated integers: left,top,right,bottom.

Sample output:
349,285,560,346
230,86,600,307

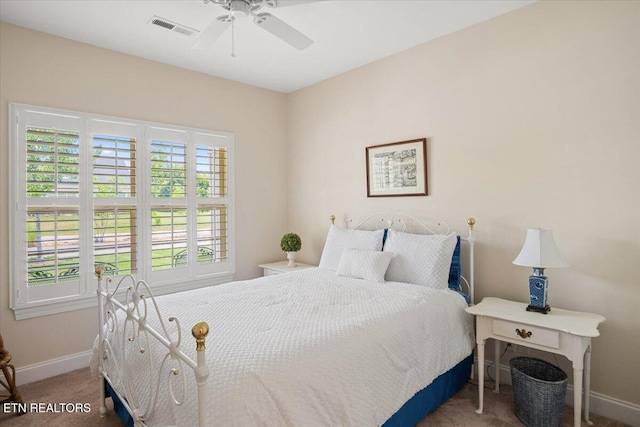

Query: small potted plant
280,232,302,267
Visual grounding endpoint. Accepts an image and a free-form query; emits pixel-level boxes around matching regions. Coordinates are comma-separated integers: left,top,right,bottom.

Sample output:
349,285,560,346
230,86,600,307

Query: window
9,104,234,319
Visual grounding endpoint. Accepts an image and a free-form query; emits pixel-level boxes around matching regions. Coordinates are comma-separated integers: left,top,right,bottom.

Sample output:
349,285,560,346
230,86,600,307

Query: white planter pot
286,251,297,267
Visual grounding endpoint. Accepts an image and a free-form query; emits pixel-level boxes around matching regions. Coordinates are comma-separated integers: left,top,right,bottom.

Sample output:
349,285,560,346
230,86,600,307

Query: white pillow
336,249,393,282
383,229,457,289
318,225,385,271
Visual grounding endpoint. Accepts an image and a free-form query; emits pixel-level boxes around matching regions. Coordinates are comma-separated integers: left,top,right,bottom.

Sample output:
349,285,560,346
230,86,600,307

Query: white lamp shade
513,229,568,268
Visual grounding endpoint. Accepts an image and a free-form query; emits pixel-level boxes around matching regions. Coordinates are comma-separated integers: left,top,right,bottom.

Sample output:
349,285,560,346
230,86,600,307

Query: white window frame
9,103,235,320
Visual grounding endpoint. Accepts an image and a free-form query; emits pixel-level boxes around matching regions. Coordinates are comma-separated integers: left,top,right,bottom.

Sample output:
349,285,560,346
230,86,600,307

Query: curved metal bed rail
96,266,210,427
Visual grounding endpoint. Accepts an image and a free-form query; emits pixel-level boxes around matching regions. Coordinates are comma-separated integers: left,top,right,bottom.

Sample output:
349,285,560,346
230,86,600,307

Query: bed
91,213,477,426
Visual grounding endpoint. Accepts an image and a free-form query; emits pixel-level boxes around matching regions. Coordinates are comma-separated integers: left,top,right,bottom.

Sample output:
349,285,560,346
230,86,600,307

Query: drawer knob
515,328,532,339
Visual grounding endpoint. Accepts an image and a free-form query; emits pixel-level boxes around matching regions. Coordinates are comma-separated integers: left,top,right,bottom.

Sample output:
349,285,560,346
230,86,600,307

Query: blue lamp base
526,271,550,314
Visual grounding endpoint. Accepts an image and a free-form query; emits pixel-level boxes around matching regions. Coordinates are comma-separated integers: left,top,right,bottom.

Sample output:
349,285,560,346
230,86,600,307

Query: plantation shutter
91,119,141,277
195,136,229,265
17,110,84,305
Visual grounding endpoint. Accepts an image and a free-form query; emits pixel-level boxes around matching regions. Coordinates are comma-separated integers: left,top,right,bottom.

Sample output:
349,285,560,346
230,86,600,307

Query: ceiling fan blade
253,13,313,50
192,16,232,49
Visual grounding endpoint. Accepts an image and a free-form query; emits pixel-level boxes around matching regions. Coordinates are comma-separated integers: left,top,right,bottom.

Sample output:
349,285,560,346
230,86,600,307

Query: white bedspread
90,268,474,427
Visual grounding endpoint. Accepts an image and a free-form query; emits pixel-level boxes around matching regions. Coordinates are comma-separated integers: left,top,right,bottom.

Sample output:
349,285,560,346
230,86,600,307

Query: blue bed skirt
105,381,133,427
106,354,472,427
383,354,473,427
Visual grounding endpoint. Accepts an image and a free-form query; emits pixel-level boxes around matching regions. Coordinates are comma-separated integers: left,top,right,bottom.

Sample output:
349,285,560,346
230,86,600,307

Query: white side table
465,297,605,427
258,261,315,277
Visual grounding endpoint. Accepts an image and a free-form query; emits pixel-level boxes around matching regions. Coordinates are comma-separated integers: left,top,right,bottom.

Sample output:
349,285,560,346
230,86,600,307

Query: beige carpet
0,368,629,426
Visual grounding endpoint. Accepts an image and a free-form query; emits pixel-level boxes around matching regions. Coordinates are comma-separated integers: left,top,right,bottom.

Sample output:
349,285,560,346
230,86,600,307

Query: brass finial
329,215,336,225
192,322,209,352
467,218,476,230
95,265,105,281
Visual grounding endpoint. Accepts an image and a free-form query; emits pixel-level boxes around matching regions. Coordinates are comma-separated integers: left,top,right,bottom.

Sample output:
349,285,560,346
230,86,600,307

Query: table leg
573,366,583,427
494,339,500,393
584,345,593,425
476,340,485,414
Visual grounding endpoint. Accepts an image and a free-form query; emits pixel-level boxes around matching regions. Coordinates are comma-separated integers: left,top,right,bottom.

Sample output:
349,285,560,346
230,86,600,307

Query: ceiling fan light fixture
229,0,252,18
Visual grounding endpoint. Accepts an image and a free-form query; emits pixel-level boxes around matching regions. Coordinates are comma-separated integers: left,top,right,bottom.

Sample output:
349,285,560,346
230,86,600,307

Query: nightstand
258,261,315,277
465,297,605,427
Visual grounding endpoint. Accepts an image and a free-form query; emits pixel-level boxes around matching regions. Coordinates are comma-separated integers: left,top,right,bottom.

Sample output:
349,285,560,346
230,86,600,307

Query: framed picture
366,138,427,197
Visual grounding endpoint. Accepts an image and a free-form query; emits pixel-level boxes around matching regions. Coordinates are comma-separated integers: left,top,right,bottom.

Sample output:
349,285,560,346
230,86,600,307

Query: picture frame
365,138,427,197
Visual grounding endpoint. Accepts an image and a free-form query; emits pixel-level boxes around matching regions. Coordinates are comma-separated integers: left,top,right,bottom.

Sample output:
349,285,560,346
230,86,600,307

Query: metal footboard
96,266,210,427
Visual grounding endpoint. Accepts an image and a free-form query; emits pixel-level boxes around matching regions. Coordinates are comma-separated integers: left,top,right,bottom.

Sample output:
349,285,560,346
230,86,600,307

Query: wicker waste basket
510,357,568,427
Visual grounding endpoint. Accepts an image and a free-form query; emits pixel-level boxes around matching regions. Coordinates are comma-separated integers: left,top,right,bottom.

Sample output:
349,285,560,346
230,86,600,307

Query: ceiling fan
194,0,316,51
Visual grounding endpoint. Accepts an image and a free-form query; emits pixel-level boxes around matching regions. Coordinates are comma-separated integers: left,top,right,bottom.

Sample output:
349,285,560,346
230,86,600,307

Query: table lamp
513,228,568,314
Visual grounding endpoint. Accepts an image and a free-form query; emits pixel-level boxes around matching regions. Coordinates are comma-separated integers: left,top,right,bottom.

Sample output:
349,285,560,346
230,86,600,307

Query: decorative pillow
336,249,393,282
383,230,457,289
318,225,385,271
448,236,462,291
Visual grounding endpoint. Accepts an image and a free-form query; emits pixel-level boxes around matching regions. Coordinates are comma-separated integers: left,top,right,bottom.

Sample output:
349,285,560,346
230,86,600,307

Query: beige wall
287,1,640,405
0,23,288,366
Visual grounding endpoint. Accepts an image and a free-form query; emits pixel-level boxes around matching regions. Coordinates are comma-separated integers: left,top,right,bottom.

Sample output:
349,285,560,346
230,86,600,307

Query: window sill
12,273,234,320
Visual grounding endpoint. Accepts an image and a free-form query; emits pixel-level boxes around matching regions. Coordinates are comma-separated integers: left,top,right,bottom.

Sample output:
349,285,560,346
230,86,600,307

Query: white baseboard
15,350,93,387
480,359,640,426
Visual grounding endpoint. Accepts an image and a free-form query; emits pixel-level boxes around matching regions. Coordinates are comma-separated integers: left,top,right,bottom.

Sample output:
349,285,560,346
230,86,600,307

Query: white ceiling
0,0,535,93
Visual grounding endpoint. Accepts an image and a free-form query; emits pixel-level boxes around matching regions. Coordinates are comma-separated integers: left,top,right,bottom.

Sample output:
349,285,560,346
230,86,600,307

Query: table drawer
263,269,281,277
492,319,560,349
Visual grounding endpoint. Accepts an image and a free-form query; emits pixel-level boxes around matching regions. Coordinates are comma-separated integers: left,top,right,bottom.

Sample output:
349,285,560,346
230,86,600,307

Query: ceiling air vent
149,16,199,37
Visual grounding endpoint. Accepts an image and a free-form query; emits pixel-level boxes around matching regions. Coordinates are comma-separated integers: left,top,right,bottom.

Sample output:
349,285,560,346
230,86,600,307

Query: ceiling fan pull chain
231,20,236,58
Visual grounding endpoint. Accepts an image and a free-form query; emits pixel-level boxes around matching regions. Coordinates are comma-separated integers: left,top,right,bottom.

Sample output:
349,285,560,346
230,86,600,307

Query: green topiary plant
280,233,302,252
